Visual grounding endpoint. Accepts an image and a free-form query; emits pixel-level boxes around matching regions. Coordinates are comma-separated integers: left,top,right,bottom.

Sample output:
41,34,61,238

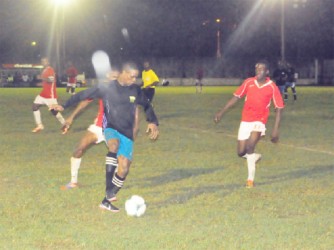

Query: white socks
56,112,66,125
70,157,82,183
246,153,256,181
33,110,42,125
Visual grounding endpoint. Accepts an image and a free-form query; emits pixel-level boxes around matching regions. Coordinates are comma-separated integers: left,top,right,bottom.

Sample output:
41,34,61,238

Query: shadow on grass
153,183,242,207
260,165,333,186
144,167,222,187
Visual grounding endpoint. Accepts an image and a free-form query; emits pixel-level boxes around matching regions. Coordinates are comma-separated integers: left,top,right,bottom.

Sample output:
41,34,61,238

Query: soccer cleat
32,124,44,133
99,198,119,212
246,180,254,188
61,123,70,135
60,182,78,190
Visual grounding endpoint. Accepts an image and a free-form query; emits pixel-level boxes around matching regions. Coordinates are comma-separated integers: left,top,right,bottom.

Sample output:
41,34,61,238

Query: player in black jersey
52,62,159,212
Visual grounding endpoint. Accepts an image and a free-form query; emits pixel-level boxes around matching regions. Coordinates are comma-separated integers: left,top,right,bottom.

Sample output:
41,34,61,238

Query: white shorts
87,124,105,144
237,121,266,140
33,95,58,106
67,83,76,87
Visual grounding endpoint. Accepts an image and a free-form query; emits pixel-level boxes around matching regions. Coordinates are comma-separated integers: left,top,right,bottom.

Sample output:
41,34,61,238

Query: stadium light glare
51,0,72,6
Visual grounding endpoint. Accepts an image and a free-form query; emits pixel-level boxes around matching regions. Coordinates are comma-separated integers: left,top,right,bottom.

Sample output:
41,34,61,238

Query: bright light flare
51,0,73,6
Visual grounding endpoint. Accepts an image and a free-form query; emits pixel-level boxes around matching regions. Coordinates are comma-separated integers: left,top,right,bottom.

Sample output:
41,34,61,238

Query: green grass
0,86,333,249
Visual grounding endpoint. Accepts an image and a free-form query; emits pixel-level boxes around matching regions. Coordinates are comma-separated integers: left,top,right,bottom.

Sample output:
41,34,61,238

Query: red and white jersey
234,77,284,124
40,66,57,99
66,66,78,84
93,99,104,128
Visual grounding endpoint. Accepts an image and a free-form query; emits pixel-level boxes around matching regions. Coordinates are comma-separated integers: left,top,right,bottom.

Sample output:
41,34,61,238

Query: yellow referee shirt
142,69,159,88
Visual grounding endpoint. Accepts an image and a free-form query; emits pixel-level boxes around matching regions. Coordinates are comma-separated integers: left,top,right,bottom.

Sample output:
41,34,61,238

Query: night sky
0,0,333,65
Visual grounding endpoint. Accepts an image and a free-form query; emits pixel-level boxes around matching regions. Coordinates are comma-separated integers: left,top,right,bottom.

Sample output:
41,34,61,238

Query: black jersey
62,80,158,140
272,68,288,86
286,67,296,82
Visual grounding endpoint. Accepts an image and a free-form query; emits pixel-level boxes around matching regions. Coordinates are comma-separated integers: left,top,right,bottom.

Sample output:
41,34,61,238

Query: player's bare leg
61,131,98,190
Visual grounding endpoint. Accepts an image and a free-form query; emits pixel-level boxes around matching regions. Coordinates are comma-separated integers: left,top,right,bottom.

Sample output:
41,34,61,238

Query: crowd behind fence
1,57,333,87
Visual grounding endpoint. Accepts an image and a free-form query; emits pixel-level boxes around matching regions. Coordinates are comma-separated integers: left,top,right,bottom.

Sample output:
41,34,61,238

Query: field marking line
165,123,334,156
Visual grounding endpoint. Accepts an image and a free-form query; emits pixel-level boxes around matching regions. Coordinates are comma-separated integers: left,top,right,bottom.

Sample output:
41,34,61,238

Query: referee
141,60,159,103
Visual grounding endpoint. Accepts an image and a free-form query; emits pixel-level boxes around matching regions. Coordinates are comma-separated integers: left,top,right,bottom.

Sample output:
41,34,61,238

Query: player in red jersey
32,57,66,132
65,61,78,95
214,60,284,188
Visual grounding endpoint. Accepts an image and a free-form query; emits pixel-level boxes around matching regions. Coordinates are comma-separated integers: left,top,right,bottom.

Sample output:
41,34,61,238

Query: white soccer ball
125,195,146,217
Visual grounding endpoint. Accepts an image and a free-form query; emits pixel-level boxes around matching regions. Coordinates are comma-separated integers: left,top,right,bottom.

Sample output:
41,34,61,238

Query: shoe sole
60,183,78,190
99,204,120,213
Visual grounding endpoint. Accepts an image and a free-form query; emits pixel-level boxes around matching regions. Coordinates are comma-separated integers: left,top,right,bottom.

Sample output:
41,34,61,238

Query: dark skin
214,63,283,157
51,68,159,179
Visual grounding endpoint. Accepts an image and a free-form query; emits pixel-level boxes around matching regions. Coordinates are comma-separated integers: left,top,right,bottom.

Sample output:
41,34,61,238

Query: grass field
0,86,333,249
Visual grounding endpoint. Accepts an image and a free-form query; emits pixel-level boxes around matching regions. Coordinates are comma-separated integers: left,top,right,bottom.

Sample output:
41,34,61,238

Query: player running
214,60,284,188
32,57,66,133
52,62,159,212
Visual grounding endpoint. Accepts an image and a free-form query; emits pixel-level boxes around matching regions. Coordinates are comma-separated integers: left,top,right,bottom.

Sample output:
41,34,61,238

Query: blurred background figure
284,62,298,101
65,61,78,95
195,66,204,93
272,60,288,97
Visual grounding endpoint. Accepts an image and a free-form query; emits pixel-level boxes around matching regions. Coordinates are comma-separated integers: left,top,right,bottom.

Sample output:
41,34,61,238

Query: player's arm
133,106,140,141
214,96,239,123
137,88,159,140
65,99,92,126
51,85,102,112
271,108,283,143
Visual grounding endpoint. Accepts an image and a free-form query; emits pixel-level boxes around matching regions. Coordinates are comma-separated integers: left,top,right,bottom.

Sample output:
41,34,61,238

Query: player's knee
73,149,84,158
237,151,246,157
32,104,40,111
50,109,58,116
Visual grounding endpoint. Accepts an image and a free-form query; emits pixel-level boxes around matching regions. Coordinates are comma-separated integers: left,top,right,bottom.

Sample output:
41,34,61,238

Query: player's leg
237,122,263,188
244,131,262,188
61,130,99,190
99,127,120,211
32,95,44,132
291,83,297,101
48,98,66,126
284,84,289,101
100,129,133,212
66,85,70,93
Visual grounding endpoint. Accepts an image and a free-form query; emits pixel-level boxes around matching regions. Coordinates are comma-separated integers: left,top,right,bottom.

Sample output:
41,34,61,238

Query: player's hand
146,123,159,141
49,104,64,112
271,130,279,143
214,112,222,123
271,136,279,143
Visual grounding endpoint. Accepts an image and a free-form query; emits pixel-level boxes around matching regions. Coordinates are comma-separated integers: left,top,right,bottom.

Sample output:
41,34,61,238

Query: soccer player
284,63,297,101
141,60,159,103
52,62,159,212
272,60,288,97
195,66,204,93
61,68,141,190
214,60,284,188
32,57,66,133
65,61,78,95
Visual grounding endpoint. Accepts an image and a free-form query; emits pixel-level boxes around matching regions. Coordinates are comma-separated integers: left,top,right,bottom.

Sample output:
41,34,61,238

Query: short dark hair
122,62,138,72
256,59,270,70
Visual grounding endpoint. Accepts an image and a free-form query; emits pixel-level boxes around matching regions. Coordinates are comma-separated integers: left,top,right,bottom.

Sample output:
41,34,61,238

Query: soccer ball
125,195,146,217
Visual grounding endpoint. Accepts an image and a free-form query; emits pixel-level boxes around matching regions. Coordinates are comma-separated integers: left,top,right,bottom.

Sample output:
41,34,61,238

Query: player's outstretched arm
146,123,159,140
271,108,283,143
49,104,64,112
214,96,239,123
65,100,91,126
